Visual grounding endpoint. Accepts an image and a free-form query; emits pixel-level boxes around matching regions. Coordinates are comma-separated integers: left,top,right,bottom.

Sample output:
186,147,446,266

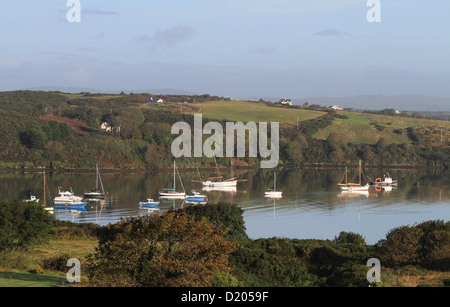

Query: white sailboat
202,185,237,193
338,160,369,192
160,161,186,198
202,156,237,187
265,171,282,198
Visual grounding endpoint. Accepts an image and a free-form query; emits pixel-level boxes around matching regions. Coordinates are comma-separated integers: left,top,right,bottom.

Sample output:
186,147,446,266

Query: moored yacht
53,188,85,207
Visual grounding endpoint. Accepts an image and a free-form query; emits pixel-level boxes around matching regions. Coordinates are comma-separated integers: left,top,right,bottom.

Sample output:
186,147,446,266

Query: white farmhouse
330,105,343,111
279,98,293,106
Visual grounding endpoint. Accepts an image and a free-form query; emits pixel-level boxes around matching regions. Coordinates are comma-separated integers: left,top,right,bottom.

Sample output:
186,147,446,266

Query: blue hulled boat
185,191,207,202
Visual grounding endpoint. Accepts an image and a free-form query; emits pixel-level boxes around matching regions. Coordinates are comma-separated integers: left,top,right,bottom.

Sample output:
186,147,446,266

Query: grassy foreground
0,238,98,287
0,221,449,287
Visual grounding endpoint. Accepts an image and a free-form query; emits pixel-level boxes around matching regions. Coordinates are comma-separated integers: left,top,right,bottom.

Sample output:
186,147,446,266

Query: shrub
377,220,450,269
86,212,240,287
231,238,320,287
42,254,71,272
211,272,243,287
20,127,47,149
333,231,366,246
0,200,56,251
54,220,100,239
30,266,44,274
377,226,424,267
417,220,450,270
176,203,248,239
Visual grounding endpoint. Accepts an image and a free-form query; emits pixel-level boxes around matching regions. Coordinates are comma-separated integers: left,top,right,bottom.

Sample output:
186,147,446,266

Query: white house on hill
279,98,293,106
99,122,121,133
330,105,343,111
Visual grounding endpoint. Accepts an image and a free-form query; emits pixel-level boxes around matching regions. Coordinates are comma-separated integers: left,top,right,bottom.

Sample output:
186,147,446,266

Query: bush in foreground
0,200,56,251
85,212,240,287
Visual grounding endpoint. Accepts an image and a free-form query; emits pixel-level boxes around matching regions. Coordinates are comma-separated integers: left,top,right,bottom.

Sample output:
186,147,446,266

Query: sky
1,0,450,99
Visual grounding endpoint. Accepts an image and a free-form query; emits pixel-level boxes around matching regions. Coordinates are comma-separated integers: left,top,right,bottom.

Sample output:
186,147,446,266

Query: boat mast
214,154,221,181
359,160,362,186
43,171,46,206
274,172,276,191
196,167,202,182
345,167,348,185
173,161,176,190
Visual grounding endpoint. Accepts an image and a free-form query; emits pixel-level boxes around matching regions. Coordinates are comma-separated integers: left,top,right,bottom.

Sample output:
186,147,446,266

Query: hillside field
183,100,449,146
314,111,450,146
184,100,324,123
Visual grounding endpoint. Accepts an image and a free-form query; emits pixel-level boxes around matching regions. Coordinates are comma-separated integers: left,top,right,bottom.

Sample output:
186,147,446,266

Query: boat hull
373,181,398,186
186,196,207,202
54,202,87,208
139,203,159,207
265,192,282,198
159,192,186,199
139,199,160,207
202,180,237,187
84,192,105,199
339,185,369,192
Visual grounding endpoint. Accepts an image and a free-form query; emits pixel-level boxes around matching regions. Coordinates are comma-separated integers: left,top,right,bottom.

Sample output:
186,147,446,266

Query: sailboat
84,164,105,199
338,160,369,192
160,161,186,198
265,171,282,198
202,156,238,187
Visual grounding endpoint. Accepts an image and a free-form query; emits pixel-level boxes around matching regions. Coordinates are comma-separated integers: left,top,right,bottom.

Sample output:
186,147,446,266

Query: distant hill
22,86,196,96
251,95,450,112
0,91,448,169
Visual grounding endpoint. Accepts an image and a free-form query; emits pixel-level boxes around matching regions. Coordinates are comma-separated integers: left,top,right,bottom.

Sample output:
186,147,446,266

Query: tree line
0,91,448,169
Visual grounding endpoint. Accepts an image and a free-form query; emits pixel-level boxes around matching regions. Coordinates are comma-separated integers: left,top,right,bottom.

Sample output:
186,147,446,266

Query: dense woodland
0,90,448,170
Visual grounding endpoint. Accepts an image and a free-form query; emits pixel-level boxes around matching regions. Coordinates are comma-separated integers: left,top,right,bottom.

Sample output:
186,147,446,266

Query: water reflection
0,167,448,243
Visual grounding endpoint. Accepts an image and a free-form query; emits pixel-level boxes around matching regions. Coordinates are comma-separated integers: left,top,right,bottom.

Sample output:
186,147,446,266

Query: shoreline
0,163,446,174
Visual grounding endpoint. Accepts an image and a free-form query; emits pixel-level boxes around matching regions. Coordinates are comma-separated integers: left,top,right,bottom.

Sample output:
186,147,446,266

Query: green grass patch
313,111,450,145
188,100,325,123
0,271,68,287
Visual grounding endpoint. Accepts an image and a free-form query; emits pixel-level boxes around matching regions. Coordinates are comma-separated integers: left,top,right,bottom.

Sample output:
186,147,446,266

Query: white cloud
133,25,196,52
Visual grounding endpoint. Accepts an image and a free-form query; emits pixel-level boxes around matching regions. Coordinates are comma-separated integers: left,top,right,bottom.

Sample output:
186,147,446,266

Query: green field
313,111,450,145
0,271,67,287
0,238,98,287
184,100,449,146
188,100,325,123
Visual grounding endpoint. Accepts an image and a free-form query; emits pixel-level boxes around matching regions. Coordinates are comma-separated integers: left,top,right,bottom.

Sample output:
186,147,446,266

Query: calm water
1,168,448,244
